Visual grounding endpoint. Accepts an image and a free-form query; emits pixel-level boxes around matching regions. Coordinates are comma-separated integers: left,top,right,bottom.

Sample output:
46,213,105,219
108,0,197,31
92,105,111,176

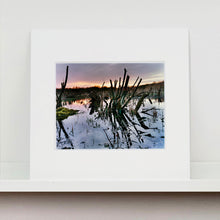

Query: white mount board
30,29,190,181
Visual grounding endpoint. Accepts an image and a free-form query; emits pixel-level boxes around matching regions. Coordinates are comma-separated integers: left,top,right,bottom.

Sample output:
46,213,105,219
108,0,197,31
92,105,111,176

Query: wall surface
1,0,220,218
1,0,220,165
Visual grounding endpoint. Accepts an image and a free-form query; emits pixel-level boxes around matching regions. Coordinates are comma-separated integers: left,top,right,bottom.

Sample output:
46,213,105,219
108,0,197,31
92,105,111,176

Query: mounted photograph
31,29,189,180
56,63,164,150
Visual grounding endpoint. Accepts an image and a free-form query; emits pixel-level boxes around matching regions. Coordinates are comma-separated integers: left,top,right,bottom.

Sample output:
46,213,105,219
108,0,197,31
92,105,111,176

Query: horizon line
56,80,164,90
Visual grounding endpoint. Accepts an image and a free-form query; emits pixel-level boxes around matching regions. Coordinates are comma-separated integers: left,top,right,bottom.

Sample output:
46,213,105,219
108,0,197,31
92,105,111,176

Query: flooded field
56,98,164,149
56,63,165,150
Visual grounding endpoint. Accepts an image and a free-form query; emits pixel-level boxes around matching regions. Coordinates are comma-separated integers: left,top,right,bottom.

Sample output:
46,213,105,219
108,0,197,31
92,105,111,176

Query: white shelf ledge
0,162,220,192
0,179,220,192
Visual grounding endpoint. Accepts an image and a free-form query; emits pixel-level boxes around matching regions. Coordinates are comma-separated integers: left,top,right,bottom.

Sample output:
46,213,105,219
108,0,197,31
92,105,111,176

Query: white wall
1,0,220,166
1,0,220,218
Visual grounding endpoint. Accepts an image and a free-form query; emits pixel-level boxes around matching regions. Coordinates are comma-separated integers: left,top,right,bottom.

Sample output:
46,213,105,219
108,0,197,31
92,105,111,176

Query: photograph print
56,63,164,150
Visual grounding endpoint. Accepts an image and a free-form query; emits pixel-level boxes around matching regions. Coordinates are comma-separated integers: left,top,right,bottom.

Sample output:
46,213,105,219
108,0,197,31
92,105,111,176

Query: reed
103,68,143,115
56,66,69,108
90,68,155,148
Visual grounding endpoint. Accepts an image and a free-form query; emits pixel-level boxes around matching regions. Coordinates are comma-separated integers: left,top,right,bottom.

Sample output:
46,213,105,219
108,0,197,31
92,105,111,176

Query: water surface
56,98,164,149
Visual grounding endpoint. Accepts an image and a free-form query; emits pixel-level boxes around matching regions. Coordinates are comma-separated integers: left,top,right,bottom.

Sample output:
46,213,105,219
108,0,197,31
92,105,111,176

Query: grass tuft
56,107,79,120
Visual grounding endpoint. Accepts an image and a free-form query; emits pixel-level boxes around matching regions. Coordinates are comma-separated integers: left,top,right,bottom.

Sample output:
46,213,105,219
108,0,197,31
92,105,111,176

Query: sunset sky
56,63,164,88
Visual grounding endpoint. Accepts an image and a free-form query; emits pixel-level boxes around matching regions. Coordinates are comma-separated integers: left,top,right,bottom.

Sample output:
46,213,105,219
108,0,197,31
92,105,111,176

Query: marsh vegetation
56,66,164,149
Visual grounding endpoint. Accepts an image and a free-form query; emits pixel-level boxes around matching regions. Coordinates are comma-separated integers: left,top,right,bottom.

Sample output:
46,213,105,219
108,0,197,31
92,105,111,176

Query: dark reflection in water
56,120,74,149
56,97,164,150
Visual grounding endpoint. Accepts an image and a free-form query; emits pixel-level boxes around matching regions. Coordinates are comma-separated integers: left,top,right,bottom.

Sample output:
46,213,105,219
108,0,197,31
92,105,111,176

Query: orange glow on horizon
66,81,109,88
56,79,163,89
